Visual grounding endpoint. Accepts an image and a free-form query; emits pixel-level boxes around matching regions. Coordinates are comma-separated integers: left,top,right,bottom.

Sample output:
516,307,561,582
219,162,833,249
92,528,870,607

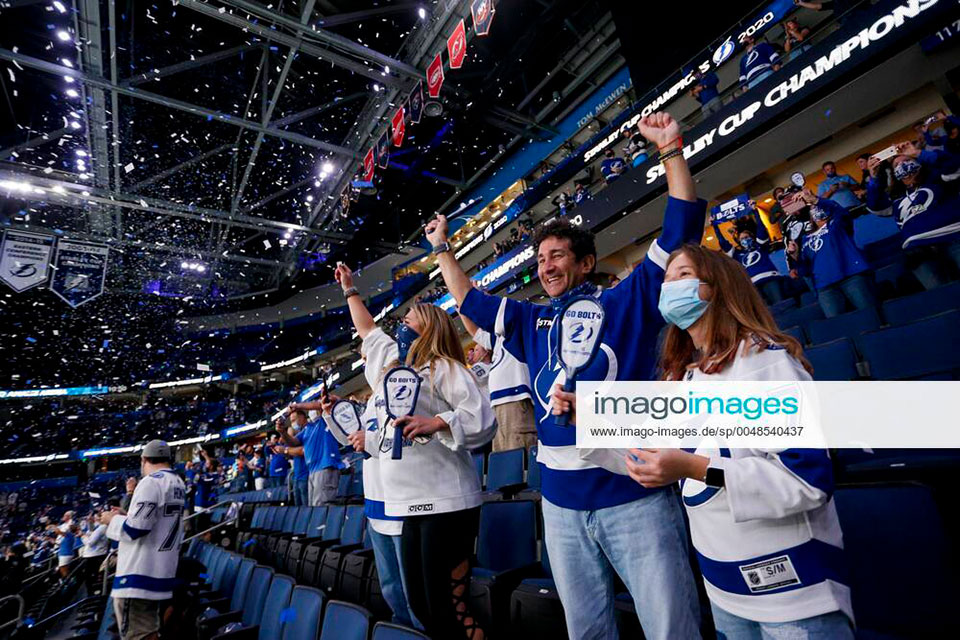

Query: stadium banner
576,381,960,451
575,0,958,234
392,105,406,147
0,229,55,292
710,194,751,223
376,131,391,169
409,79,425,124
427,52,445,97
49,240,109,308
436,241,536,312
447,18,467,69
471,0,495,36
363,147,376,182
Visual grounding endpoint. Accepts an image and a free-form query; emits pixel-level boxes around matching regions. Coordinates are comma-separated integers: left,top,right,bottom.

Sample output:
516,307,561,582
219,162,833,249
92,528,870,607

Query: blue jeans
542,489,701,639
293,478,309,506
712,604,853,639
746,68,774,90
369,527,419,629
265,476,284,489
701,96,722,116
816,273,876,318
758,278,785,305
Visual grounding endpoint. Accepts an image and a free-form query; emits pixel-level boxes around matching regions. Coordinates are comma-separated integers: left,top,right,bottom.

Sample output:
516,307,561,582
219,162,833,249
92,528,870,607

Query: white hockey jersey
107,468,186,600
473,327,532,406
359,396,403,536
681,340,853,624
362,328,495,517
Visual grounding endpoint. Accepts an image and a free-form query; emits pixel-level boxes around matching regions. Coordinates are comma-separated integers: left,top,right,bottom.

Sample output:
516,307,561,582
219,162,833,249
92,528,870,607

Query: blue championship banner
49,240,109,308
710,194,751,224
0,230,55,292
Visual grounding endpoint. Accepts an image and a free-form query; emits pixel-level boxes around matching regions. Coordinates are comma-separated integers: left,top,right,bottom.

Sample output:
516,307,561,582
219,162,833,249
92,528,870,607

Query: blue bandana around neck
393,323,420,363
549,279,599,313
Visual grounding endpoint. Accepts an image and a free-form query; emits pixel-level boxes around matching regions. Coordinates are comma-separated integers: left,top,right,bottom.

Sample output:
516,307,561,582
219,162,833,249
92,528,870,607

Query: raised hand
896,141,922,159
425,214,448,247
867,156,882,177
334,262,354,290
637,112,682,151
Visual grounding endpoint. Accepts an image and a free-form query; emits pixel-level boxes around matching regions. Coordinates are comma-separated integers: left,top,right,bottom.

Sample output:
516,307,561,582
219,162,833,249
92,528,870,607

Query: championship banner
408,80,424,124
363,147,376,182
392,105,406,147
471,0,495,36
376,131,391,169
426,52,444,98
710,194,751,224
49,240,109,308
447,19,467,69
0,230,55,292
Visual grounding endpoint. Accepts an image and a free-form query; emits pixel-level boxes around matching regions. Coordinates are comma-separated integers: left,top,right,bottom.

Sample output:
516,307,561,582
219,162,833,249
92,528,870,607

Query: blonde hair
659,245,813,380
380,304,471,394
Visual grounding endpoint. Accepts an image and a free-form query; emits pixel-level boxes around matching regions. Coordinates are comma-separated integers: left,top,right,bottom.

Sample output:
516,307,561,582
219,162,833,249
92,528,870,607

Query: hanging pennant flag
392,105,406,147
363,147,376,182
0,230,55,293
447,19,467,69
376,131,391,169
426,52,444,98
408,80,424,124
49,240,109,308
471,0,495,36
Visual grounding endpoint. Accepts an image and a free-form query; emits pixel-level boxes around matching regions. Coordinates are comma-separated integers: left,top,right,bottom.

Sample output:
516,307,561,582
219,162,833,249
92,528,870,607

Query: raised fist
637,112,681,150
334,262,354,290
425,215,448,247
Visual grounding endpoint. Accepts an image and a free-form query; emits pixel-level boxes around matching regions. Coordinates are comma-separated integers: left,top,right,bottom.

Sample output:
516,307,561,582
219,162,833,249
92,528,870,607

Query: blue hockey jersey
865,149,960,249
714,210,781,284
459,195,706,510
739,42,779,85
795,199,868,290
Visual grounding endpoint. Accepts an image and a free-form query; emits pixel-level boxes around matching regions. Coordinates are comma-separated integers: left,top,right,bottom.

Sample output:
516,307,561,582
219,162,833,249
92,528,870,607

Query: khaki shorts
492,399,538,452
114,597,161,640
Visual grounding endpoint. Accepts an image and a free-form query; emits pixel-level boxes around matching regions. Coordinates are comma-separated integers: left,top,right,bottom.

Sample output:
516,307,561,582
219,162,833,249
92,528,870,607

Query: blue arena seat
486,448,525,492
526,447,541,491
198,564,274,640
859,310,960,379
318,601,372,640
805,307,881,347
509,541,566,638
472,452,485,486
881,281,960,325
371,622,431,639
774,303,825,331
213,573,294,640
317,505,367,597
469,500,540,636
806,338,860,381
282,586,326,640
769,298,797,315
781,324,806,346
834,483,959,637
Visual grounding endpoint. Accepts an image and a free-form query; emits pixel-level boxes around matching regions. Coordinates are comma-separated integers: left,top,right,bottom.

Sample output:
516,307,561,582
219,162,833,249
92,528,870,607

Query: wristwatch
343,286,359,299
431,242,451,255
703,462,725,488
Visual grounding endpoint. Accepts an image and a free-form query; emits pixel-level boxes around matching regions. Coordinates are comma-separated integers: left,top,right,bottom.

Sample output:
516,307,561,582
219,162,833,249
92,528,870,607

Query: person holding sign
627,245,852,639
335,262,494,640
712,200,785,304
428,111,706,639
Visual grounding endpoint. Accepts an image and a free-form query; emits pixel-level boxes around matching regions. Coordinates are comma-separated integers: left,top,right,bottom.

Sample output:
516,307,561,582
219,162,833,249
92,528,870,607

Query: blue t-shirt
292,454,308,482
817,174,861,209
58,532,76,557
298,418,345,474
195,471,218,508
267,446,290,477
600,157,626,181
695,72,720,104
459,196,706,511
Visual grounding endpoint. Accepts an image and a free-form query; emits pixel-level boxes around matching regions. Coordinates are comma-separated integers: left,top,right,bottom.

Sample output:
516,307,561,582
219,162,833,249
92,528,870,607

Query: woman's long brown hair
658,244,813,381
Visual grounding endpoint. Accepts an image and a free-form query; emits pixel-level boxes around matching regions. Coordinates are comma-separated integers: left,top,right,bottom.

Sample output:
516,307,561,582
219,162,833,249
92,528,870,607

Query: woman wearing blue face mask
628,245,853,640
785,188,876,318
335,262,495,640
712,200,785,304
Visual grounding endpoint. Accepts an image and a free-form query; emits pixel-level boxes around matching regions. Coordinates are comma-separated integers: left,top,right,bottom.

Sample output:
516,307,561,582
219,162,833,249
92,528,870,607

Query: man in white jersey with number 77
101,440,186,640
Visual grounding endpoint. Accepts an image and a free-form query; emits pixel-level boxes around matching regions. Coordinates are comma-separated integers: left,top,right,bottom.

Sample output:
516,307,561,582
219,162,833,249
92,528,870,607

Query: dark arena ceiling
0,0,618,387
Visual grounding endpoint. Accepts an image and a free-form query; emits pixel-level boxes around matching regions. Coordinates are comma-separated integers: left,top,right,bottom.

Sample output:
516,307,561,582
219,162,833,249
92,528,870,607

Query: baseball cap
142,439,171,459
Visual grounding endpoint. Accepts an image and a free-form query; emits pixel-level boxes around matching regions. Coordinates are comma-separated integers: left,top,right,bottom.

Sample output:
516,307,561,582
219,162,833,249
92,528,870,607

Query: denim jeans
369,527,419,629
293,478,309,506
701,96,722,116
746,68,774,90
542,489,701,639
758,278,785,305
816,273,876,318
264,476,284,489
712,604,853,640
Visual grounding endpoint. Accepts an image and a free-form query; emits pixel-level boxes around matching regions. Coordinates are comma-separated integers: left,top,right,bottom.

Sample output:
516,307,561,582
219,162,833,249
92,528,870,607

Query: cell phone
781,193,806,215
871,145,899,163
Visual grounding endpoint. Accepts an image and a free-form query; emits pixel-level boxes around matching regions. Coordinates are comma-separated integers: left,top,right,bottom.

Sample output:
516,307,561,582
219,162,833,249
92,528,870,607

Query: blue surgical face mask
894,159,921,180
658,278,709,330
739,237,755,250
394,323,420,362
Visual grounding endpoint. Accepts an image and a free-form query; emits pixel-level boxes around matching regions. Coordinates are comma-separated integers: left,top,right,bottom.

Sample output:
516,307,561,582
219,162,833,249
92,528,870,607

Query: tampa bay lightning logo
741,251,761,268
489,340,506,370
569,322,594,344
745,49,759,68
10,262,37,278
681,444,730,507
713,37,735,65
898,188,934,224
534,341,618,424
393,385,411,401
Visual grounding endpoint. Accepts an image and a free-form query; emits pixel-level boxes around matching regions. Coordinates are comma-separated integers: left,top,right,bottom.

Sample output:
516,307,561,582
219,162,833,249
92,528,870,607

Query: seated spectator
739,34,780,90
783,17,812,61
713,201,786,304
787,190,876,317
865,141,960,289
689,67,722,116
817,160,863,209
600,149,627,183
